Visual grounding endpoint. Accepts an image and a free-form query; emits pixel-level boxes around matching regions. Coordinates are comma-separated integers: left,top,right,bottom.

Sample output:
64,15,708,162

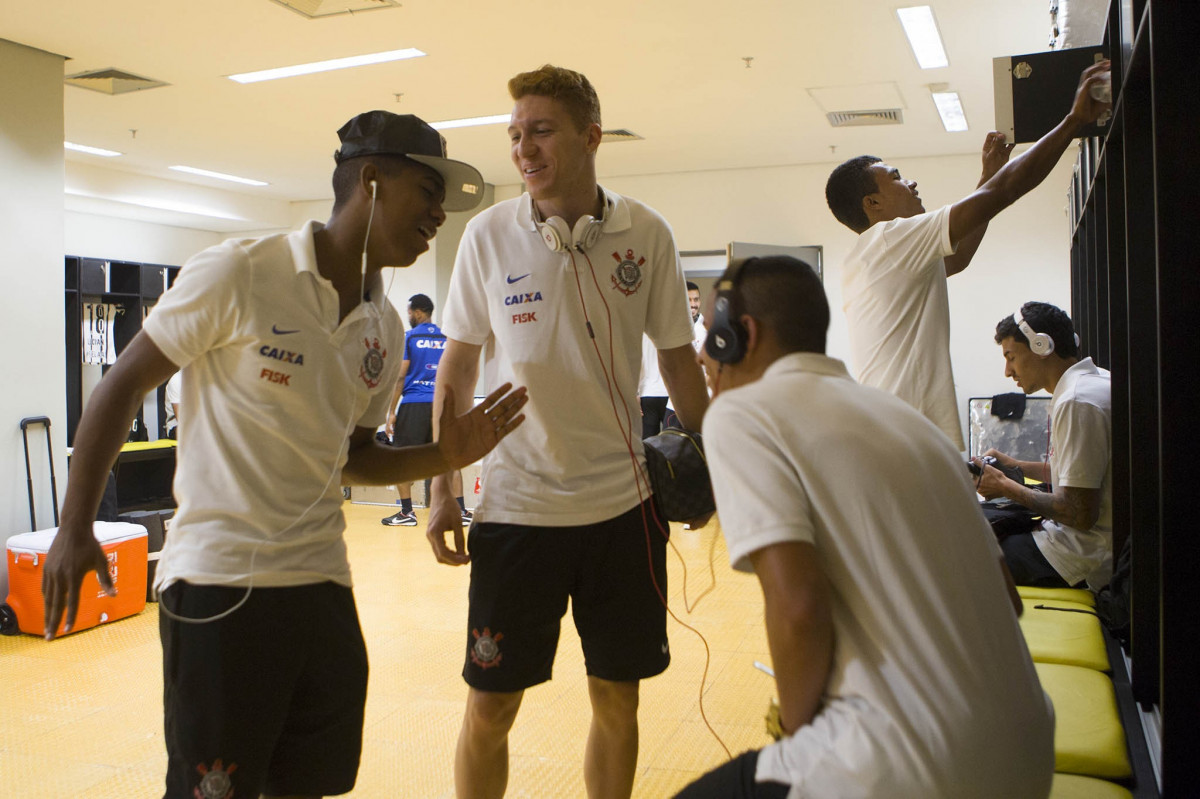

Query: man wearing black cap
41,110,527,799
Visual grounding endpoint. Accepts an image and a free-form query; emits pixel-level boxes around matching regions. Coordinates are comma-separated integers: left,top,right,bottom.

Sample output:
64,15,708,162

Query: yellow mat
1018,585,1096,607
1049,772,1133,798
1037,662,1132,779
1020,600,1109,672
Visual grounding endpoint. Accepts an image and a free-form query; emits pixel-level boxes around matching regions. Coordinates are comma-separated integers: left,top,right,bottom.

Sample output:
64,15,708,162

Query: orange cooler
4,522,148,637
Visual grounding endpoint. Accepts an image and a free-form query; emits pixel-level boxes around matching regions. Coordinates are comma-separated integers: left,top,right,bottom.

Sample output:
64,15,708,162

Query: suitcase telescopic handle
19,416,59,529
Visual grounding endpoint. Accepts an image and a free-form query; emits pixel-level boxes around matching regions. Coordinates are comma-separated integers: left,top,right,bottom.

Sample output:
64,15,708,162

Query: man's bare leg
455,687,524,799
583,677,640,799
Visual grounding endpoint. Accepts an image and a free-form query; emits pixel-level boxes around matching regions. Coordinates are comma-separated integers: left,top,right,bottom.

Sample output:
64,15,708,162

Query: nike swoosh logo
272,325,300,335
506,273,531,284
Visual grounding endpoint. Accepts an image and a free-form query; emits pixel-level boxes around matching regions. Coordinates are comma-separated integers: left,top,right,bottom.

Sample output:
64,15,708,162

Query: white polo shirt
843,205,963,448
639,334,669,399
704,353,1054,798
442,188,694,526
164,370,182,433
1034,357,1113,589
143,220,403,589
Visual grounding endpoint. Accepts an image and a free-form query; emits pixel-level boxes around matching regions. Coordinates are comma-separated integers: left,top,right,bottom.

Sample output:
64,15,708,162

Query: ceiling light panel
65,142,122,157
227,48,425,84
169,166,269,186
897,6,949,69
931,91,968,132
430,114,510,130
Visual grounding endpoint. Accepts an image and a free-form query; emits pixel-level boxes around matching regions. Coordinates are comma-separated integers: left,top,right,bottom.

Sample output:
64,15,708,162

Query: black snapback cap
335,110,484,211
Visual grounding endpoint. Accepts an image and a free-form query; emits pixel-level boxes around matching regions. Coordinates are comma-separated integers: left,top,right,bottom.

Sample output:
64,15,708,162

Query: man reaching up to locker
41,111,526,799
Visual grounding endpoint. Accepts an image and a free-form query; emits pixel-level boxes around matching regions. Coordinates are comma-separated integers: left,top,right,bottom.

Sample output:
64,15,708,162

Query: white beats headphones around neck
535,192,610,254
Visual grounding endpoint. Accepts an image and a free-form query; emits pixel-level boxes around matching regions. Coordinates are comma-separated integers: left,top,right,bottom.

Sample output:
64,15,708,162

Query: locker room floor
0,502,771,798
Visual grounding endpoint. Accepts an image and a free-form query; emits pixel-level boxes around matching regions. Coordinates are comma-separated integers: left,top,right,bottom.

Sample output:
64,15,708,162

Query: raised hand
436,383,528,472
1070,60,1113,127
981,131,1016,181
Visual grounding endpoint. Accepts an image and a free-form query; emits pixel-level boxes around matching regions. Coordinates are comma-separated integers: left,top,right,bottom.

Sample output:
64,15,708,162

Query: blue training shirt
401,321,446,404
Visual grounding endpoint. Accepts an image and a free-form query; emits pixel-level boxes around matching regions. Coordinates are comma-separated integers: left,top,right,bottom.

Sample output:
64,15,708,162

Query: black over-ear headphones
705,258,751,364
535,192,610,254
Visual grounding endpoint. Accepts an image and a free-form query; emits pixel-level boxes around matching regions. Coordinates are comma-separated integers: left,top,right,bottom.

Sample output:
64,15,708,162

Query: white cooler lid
6,521,148,555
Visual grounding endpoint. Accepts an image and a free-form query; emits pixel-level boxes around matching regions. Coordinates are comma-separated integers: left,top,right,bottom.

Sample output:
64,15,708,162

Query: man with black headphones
825,61,1111,449
425,65,709,799
41,111,527,799
684,256,1052,799
973,301,1112,590
381,293,473,527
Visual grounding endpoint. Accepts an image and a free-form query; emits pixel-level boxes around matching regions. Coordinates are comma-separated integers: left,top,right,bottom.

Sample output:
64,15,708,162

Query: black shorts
673,750,791,798
1000,532,1073,588
392,402,433,447
159,581,368,798
463,500,669,691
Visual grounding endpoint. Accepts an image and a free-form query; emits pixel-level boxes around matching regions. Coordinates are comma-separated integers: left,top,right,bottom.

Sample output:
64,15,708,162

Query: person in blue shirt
383,293,472,526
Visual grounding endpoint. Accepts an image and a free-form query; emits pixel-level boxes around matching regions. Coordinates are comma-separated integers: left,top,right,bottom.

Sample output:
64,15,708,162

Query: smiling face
688,289,702,322
865,163,924,223
1000,336,1049,394
509,94,600,213
376,160,446,267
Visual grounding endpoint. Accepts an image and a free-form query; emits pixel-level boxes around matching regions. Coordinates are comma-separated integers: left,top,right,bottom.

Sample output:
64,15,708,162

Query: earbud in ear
369,179,378,198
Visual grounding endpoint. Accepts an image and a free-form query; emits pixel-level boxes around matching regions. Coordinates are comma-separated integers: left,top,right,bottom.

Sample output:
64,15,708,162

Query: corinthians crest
470,627,504,669
193,758,236,799
359,337,387,388
610,249,645,296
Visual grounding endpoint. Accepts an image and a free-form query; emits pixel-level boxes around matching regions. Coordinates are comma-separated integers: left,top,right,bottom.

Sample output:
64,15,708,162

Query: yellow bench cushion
1049,773,1132,799
1020,601,1110,671
1018,585,1097,607
1037,663,1131,779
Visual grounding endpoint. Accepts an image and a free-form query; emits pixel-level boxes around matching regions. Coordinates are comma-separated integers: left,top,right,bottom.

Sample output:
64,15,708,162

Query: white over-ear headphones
535,193,609,254
1013,306,1057,357
539,214,604,253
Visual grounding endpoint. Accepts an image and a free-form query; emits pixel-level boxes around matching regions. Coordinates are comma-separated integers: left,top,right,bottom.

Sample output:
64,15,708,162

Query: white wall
65,212,224,266
498,148,1075,445
1,39,66,533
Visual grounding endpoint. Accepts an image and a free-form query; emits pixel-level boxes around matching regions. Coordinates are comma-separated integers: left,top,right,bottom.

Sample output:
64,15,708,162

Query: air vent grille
65,69,169,96
826,109,904,127
601,129,644,143
270,0,400,19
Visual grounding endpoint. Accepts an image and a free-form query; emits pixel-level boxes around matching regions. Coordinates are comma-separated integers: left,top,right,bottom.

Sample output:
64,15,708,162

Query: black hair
825,155,883,233
726,255,828,354
686,281,700,292
408,293,434,314
994,301,1079,358
330,154,414,213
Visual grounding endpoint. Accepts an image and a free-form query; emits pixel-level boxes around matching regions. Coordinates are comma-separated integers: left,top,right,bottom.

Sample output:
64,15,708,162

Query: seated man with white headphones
973,301,1113,590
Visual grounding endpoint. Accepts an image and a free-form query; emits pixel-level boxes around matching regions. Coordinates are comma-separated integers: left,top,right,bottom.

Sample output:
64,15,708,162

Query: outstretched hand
41,523,116,640
437,382,528,471
1070,60,1112,127
980,131,1015,181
